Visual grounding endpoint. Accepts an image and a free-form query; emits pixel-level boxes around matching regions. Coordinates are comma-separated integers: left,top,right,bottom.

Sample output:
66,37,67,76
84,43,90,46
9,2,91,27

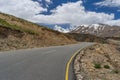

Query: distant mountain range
71,24,120,37
49,23,120,37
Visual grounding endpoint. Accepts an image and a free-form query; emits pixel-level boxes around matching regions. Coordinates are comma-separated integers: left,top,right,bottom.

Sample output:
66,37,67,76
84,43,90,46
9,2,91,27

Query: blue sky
38,0,120,20
82,0,120,19
0,0,120,26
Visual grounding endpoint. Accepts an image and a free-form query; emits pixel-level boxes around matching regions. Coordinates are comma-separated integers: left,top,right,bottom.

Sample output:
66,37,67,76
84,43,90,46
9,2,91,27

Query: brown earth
67,33,106,43
0,25,77,51
74,43,120,80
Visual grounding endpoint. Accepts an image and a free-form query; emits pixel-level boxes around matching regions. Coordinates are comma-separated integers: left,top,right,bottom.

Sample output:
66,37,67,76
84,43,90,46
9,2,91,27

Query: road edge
65,48,82,80
65,43,95,80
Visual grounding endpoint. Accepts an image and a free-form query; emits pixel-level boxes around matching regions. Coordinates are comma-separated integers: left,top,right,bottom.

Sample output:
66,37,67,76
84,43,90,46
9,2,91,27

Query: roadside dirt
74,43,120,80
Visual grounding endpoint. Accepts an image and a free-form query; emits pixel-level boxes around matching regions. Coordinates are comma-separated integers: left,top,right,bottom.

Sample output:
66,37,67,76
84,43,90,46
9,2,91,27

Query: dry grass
0,12,76,51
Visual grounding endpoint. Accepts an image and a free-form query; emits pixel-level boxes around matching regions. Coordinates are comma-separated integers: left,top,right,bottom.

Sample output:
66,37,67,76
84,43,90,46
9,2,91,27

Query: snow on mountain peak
80,24,106,30
90,24,101,30
53,25,70,33
53,24,108,33
71,23,120,37
80,24,89,27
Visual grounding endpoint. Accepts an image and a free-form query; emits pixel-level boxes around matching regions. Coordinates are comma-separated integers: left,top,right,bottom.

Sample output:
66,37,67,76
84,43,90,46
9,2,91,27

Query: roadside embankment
74,43,120,80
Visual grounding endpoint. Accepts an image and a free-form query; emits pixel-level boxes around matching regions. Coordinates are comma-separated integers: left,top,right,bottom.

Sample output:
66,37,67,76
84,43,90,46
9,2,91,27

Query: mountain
53,25,70,33
38,23,72,33
0,12,76,51
71,24,120,37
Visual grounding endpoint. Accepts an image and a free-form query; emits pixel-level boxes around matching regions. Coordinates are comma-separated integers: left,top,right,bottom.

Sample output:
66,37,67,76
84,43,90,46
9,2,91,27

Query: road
0,42,94,80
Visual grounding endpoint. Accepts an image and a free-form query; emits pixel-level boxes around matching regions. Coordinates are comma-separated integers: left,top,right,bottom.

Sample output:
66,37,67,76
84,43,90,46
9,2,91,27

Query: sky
0,0,120,26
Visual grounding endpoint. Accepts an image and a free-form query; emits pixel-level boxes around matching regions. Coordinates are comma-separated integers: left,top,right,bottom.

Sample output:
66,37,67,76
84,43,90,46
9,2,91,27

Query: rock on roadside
74,44,120,80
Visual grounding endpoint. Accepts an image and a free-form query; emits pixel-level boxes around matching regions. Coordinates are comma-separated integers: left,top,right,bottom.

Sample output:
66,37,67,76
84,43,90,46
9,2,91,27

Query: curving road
0,42,94,80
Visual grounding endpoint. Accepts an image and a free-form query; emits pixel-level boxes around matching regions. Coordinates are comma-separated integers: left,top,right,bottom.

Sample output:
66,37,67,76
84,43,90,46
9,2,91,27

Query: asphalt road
0,42,94,80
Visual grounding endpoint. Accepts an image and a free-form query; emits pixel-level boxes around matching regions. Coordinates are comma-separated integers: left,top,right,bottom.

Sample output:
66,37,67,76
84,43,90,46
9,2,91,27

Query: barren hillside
0,12,76,51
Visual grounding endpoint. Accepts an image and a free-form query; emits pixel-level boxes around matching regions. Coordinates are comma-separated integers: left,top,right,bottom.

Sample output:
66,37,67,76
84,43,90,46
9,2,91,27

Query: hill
0,12,76,51
66,33,106,43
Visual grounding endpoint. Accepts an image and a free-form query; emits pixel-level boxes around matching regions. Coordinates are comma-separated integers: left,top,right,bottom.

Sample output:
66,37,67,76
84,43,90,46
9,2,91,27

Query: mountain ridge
71,23,120,37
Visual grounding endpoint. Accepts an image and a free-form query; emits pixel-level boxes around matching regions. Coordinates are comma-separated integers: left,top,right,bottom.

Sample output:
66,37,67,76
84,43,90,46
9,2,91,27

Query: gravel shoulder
74,43,120,80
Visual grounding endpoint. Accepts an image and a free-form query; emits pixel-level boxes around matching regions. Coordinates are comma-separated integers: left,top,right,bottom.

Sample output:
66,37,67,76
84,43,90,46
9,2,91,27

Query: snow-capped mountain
38,23,72,33
39,23,120,37
71,24,120,37
53,25,70,33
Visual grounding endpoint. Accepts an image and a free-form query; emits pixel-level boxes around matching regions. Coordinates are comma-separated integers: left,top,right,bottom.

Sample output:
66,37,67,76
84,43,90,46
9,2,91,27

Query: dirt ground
74,42,120,80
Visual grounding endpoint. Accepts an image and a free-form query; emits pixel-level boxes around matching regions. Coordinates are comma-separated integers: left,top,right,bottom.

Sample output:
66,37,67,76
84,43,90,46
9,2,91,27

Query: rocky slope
66,33,106,43
74,43,120,80
71,24,120,37
0,12,76,51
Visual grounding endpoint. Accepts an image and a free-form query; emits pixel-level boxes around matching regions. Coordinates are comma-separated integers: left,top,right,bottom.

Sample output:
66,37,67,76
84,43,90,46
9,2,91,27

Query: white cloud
0,0,119,26
31,1,114,26
105,19,120,26
0,0,47,19
93,0,120,26
45,0,52,3
94,0,120,7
